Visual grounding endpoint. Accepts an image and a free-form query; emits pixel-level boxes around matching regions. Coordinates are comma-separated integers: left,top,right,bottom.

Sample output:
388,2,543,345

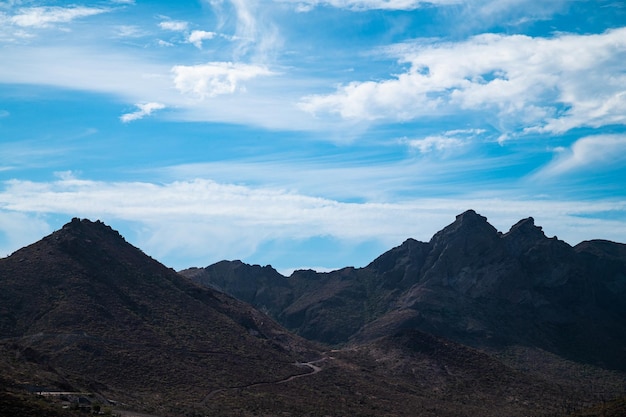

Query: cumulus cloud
299,28,626,136
120,102,166,123
535,134,626,178
172,62,274,98
10,6,109,28
188,30,216,48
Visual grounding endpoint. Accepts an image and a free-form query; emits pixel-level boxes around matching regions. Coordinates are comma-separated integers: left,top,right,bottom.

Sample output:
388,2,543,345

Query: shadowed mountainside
2,215,625,417
182,210,626,372
0,218,321,416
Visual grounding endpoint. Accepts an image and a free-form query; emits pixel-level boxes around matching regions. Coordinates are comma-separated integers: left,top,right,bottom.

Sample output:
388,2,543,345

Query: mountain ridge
182,210,626,371
2,214,625,416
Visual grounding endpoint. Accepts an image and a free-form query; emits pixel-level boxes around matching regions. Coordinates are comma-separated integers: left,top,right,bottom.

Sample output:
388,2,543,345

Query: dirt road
201,357,329,403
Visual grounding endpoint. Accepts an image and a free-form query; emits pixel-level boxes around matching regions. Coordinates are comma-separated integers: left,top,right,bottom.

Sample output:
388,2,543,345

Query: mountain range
182,210,626,370
1,211,625,417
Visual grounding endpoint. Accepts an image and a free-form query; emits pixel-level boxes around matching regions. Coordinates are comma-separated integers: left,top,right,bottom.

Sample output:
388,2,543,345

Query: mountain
2,216,625,417
0,218,320,416
182,210,626,371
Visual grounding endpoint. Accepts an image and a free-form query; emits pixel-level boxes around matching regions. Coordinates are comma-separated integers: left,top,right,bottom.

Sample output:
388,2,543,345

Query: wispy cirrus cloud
207,0,282,62
403,129,485,154
10,6,109,28
276,0,460,11
534,134,626,178
158,20,189,32
299,27,626,137
120,102,166,123
1,176,625,268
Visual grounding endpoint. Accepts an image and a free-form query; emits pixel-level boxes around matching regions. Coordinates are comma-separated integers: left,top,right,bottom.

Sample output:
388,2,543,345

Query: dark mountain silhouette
0,218,320,416
182,210,626,372
2,215,625,416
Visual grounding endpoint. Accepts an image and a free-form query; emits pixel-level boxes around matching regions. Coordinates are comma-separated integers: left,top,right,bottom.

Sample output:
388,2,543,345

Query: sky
1,0,625,274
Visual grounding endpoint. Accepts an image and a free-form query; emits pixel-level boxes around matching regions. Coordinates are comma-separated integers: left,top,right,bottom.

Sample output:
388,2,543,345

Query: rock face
182,210,626,370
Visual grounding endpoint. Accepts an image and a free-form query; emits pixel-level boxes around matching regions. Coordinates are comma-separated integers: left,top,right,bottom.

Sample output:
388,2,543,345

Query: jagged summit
2,213,626,416
454,209,490,225
55,217,128,243
429,209,499,245
504,217,545,239
183,210,626,371
502,217,549,255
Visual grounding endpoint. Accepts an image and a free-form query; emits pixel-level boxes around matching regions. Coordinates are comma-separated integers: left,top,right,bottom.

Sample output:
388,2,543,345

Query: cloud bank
1,177,625,269
300,28,626,136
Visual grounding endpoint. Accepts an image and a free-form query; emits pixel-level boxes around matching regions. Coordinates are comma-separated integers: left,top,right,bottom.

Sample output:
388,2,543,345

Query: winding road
201,357,329,403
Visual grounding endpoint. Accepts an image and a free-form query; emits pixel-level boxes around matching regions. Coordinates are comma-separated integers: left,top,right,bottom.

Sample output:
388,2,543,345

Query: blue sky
1,0,625,273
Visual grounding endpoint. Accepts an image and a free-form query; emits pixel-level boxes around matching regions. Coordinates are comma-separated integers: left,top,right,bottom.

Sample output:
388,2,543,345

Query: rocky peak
51,217,127,246
430,210,497,242
366,238,429,272
505,217,545,239
503,217,564,258
427,210,500,255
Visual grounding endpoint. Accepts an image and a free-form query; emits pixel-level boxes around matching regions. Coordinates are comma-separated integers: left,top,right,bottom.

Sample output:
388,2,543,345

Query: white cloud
0,42,315,130
188,30,217,48
535,134,626,178
120,102,166,123
299,28,626,135
0,178,417,264
172,62,275,98
10,6,109,28
207,0,282,62
406,135,464,153
404,128,484,153
0,177,625,268
157,39,174,47
0,45,172,101
276,0,460,11
114,25,145,38
159,20,189,32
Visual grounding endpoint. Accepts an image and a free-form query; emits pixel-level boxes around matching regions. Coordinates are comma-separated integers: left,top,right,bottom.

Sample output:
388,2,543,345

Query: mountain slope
2,216,625,416
0,218,317,415
182,210,626,371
